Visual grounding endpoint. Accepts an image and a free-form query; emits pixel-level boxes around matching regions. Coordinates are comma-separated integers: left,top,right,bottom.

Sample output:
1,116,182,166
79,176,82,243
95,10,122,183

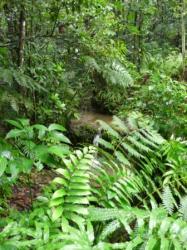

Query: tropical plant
50,146,95,230
90,114,165,208
0,126,186,249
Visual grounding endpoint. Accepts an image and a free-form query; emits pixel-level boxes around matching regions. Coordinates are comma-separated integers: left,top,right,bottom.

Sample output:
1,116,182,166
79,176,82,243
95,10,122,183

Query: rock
69,111,113,144
70,111,113,131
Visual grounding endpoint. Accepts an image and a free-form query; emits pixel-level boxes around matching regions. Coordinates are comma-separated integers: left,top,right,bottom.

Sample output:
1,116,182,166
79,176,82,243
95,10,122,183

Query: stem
27,173,33,207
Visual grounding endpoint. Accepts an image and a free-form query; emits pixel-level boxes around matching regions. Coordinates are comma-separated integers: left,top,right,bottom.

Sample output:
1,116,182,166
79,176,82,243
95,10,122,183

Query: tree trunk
133,1,143,72
181,0,186,77
3,4,18,64
18,6,26,67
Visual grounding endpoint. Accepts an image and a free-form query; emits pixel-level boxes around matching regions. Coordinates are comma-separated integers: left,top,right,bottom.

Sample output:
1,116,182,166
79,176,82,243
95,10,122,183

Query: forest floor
9,170,56,210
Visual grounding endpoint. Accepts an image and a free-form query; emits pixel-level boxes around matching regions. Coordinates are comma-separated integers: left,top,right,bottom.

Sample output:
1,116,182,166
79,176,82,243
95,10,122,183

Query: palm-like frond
102,60,133,87
91,114,165,208
89,206,187,249
84,56,133,88
179,196,187,221
50,146,96,230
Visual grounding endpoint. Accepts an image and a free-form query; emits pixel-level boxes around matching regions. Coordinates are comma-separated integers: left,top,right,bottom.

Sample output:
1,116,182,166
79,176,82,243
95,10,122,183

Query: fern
162,139,187,201
0,67,46,91
102,60,133,87
179,196,187,221
84,56,133,88
98,114,164,163
50,146,96,230
0,67,47,118
91,157,144,208
89,206,187,249
91,114,165,208
162,186,175,215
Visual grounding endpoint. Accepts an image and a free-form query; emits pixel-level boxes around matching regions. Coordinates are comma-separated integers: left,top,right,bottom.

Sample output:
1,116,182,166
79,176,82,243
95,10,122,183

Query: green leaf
43,224,49,242
50,198,63,207
0,244,18,250
48,145,70,158
126,236,143,250
122,142,142,158
52,189,66,199
65,196,89,205
61,217,70,233
20,159,33,173
49,131,71,144
48,124,66,132
172,240,183,250
0,157,7,176
145,237,157,250
98,138,114,150
114,151,131,166
6,119,23,129
87,221,94,243
52,206,63,221
56,168,71,179
71,176,89,183
6,129,23,139
17,119,30,127
98,120,119,138
69,190,91,196
32,124,47,138
66,213,85,230
75,150,83,159
53,177,67,185
160,237,170,250
64,205,88,215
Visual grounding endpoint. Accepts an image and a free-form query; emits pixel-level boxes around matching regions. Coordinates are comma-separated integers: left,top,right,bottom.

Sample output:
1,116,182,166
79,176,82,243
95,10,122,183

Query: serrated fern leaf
162,186,174,215
179,196,187,221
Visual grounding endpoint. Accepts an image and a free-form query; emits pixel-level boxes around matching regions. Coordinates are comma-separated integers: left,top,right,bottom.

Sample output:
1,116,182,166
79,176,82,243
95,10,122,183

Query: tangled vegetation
0,0,187,249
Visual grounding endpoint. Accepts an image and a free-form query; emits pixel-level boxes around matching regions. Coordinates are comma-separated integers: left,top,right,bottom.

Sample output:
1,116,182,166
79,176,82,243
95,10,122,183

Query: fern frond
94,114,165,208
89,206,187,248
91,157,144,208
84,56,133,88
100,220,121,240
50,146,96,230
102,60,133,88
179,196,187,221
121,142,142,158
162,186,174,215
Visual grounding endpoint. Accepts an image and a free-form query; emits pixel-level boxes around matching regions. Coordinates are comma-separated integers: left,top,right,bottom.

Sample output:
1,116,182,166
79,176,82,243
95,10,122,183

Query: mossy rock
70,124,98,144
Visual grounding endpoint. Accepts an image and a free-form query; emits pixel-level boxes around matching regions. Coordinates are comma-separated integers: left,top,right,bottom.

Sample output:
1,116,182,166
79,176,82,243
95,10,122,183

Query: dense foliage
0,0,187,249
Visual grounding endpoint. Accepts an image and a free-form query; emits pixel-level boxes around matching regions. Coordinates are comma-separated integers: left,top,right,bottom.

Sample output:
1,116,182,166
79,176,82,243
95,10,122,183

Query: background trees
0,0,186,127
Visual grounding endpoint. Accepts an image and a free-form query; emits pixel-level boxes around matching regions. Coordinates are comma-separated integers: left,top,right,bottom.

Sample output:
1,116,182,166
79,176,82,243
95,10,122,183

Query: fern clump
84,56,133,88
90,114,165,208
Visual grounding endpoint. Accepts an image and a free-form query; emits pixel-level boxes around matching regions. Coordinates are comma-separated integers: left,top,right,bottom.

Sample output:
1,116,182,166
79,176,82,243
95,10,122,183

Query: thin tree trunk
181,0,186,77
18,6,26,67
137,11,143,71
133,1,143,71
4,4,18,64
133,11,138,65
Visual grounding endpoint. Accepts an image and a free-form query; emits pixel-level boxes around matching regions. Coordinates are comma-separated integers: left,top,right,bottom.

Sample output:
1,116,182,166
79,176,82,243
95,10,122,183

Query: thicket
0,1,187,249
